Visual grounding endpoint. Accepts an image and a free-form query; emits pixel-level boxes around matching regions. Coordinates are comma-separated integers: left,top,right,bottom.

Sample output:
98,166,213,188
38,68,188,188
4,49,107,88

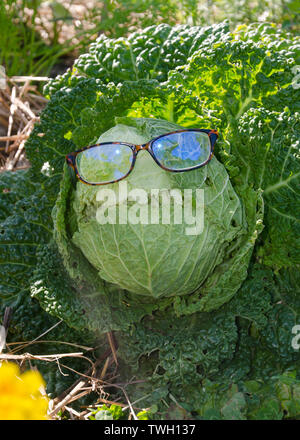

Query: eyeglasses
66,128,219,186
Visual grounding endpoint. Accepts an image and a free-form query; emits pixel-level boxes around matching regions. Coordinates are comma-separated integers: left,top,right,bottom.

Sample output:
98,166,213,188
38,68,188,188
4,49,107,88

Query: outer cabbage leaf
0,170,55,299
236,109,300,268
43,22,231,97
0,170,100,397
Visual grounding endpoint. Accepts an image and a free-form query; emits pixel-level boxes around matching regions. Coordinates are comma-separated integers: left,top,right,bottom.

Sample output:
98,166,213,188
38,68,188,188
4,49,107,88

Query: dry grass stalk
0,352,84,362
107,331,118,367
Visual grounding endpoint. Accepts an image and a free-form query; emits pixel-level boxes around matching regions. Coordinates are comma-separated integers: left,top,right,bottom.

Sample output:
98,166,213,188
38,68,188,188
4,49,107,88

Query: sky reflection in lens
77,143,133,184
152,131,211,170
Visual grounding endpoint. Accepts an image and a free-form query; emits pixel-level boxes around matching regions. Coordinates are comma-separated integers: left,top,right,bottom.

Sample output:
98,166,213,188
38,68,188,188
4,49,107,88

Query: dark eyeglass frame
66,128,219,186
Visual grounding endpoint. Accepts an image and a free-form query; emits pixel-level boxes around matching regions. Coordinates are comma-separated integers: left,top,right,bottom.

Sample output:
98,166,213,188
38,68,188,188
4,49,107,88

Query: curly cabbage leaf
117,264,300,419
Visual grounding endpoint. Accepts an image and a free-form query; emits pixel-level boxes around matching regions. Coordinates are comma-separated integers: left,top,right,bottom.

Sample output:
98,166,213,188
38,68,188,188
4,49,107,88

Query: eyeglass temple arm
208,130,219,148
65,154,77,188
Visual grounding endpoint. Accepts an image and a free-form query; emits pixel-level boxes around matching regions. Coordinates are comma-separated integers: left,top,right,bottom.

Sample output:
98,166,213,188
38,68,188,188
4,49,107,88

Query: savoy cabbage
0,21,299,419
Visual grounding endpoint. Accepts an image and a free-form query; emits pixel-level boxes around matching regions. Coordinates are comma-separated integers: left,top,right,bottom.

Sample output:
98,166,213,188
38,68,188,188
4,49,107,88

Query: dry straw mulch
0,75,49,172
0,308,143,420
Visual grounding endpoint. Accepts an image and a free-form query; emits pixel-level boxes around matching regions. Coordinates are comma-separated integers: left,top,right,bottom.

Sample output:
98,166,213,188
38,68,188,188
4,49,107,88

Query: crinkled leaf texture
0,22,299,417
117,264,300,419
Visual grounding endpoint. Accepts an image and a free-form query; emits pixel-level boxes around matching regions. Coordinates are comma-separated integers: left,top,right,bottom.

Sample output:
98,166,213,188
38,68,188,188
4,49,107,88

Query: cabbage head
49,116,262,325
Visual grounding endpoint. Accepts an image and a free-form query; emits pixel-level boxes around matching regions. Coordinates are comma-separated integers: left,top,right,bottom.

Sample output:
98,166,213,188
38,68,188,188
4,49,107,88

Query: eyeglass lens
151,131,211,171
76,143,134,184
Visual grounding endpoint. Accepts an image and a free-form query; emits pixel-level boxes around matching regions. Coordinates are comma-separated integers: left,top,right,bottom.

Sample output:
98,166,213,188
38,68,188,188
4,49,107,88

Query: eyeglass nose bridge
135,141,151,152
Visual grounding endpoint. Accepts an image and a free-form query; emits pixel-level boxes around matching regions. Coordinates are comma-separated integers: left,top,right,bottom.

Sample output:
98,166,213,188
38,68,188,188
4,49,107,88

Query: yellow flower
0,362,49,420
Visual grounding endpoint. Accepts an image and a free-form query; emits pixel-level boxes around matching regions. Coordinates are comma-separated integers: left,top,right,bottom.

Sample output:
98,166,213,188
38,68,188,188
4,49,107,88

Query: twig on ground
48,380,88,418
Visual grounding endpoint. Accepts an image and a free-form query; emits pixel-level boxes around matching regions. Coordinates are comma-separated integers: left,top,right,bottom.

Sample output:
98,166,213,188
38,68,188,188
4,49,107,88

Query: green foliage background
0,0,299,77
